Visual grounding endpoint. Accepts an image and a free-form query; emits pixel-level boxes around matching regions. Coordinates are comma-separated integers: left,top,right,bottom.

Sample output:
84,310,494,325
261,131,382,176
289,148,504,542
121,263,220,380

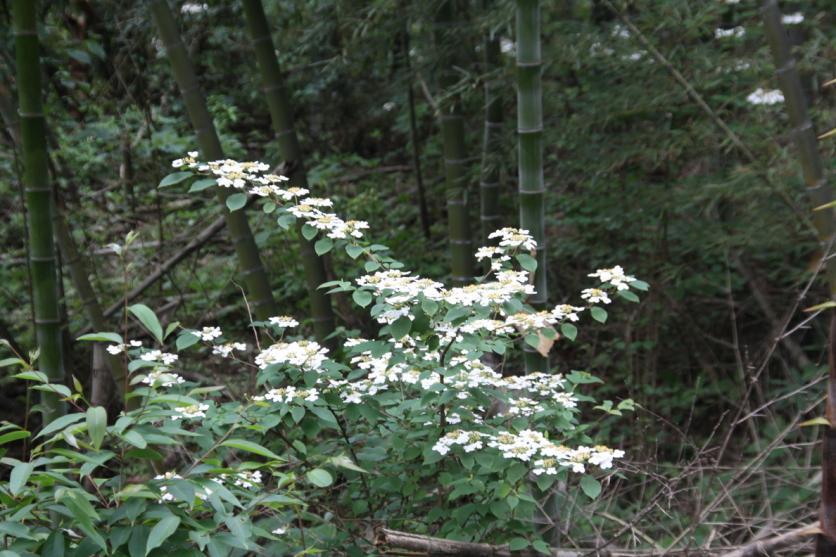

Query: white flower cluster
255,340,329,371
581,288,611,305
222,470,263,490
196,326,222,341
747,88,784,105
141,369,186,388
434,429,624,475
269,316,299,328
140,349,178,365
106,339,142,355
254,386,319,404
715,26,745,39
171,403,209,421
488,227,537,252
588,265,636,291
212,342,247,358
782,12,803,25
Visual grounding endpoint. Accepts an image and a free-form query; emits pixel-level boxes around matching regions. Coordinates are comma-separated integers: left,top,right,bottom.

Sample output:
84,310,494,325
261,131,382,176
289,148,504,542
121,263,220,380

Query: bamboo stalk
435,1,475,286
12,0,66,424
149,0,278,321
480,4,503,244
516,0,547,372
400,14,432,240
760,1,836,552
240,0,336,344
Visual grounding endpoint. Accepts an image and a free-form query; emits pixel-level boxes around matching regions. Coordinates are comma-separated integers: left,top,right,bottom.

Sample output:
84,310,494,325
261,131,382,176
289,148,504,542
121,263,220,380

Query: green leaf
145,516,180,556
618,290,640,303
61,492,106,551
560,323,578,341
580,475,601,499
0,430,29,446
277,213,295,229
301,224,318,240
76,332,123,344
352,289,372,308
176,331,200,351
13,371,48,383
515,253,537,273
128,304,164,343
327,454,368,474
629,279,649,291
188,178,216,192
122,430,147,449
226,193,248,212
86,407,107,450
158,171,192,188
32,384,72,398
800,416,831,427
590,306,608,323
220,439,284,461
9,462,33,496
421,299,438,316
36,413,85,439
314,237,333,255
0,357,24,368
390,316,412,339
306,468,333,487
345,244,364,259
532,539,551,555
508,538,529,551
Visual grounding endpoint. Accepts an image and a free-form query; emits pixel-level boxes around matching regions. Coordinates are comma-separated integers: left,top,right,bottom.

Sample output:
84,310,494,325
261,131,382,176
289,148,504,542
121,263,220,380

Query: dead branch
719,523,819,557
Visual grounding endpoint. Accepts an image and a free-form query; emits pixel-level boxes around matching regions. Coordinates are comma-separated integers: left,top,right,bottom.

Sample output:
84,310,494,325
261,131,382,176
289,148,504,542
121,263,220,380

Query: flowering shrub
0,156,647,555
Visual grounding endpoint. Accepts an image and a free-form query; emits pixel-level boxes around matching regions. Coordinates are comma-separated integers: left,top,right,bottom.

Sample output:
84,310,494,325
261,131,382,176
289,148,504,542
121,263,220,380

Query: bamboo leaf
800,417,830,427
0,430,29,446
128,304,164,343
9,462,33,495
804,301,836,313
220,438,284,461
86,407,107,450
77,332,123,344
145,516,180,556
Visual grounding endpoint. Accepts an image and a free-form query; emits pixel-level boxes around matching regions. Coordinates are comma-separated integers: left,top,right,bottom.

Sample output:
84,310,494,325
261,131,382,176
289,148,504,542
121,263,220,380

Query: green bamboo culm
480,5,503,244
436,0,474,285
761,2,836,554
240,0,336,344
516,0,547,372
12,0,66,424
149,0,278,321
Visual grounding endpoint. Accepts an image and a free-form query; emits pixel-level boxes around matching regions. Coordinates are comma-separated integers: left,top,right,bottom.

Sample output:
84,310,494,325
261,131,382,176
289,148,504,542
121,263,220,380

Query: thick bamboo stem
241,0,336,344
435,1,474,286
516,0,547,372
760,0,836,551
12,0,66,424
149,0,278,320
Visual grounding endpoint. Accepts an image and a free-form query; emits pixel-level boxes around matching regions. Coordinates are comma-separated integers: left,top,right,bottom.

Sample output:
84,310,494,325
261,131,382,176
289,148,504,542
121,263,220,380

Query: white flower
269,316,299,328
588,265,636,290
197,326,222,342
272,527,287,535
714,26,745,39
746,87,784,105
781,12,803,25
172,403,209,420
487,227,537,251
141,370,186,387
212,342,246,358
181,2,208,14
581,288,611,305
382,101,396,112
140,350,179,365
500,37,515,54
222,470,262,490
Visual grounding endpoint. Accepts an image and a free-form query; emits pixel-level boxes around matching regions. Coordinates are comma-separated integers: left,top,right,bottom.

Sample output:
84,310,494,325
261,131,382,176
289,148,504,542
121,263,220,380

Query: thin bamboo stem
241,0,336,344
12,0,66,424
149,0,278,321
480,7,503,244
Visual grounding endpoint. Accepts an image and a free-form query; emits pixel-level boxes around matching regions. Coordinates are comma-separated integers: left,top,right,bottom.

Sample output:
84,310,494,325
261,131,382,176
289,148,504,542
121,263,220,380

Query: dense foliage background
1,0,835,553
